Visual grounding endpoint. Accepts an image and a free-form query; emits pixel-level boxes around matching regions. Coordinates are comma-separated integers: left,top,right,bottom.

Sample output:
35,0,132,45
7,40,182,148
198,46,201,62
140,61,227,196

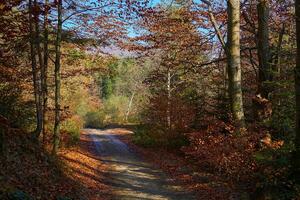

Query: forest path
85,128,196,200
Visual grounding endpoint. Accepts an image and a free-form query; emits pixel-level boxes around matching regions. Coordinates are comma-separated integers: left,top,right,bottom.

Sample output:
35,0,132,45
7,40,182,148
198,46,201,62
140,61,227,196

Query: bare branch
201,0,227,51
62,3,114,23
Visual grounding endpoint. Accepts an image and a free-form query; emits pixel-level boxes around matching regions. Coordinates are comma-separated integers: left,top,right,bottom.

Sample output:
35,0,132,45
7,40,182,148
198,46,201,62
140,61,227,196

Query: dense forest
1,0,300,199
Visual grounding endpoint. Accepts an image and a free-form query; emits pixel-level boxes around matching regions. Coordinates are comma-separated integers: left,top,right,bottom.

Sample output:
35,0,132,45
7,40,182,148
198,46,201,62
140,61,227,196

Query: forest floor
0,129,112,200
59,131,112,200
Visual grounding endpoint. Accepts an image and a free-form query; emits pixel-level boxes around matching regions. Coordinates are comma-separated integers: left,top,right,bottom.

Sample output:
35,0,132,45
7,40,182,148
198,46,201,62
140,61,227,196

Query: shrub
253,142,295,199
8,190,32,200
181,122,260,185
181,119,298,199
133,95,194,149
143,95,196,133
84,111,106,128
133,125,156,147
103,95,128,124
133,125,189,148
61,115,84,143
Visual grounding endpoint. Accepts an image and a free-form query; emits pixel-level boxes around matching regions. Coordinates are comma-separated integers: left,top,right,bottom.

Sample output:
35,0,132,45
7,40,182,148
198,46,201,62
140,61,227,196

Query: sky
63,0,165,35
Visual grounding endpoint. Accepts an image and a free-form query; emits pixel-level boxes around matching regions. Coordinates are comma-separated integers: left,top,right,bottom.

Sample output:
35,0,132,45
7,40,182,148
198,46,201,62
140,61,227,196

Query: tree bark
34,0,44,139
227,0,245,131
0,127,3,156
257,0,271,98
53,0,62,154
29,0,43,139
167,69,171,130
42,0,49,143
273,24,285,75
0,115,9,156
293,0,300,183
203,0,245,130
125,92,135,122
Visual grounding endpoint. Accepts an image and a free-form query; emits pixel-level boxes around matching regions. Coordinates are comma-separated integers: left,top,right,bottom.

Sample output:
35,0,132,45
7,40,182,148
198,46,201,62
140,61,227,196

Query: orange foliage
182,123,262,188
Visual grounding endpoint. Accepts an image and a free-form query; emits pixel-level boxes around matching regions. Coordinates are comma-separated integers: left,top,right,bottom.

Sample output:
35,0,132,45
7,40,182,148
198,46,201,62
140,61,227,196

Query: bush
103,95,128,124
61,115,84,143
8,190,32,200
84,95,131,128
84,111,106,128
132,95,194,149
143,95,195,133
133,125,189,148
253,142,296,200
133,125,156,147
182,124,260,184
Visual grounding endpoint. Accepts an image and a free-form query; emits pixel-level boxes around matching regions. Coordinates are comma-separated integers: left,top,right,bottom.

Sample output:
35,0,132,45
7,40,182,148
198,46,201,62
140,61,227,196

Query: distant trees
129,5,209,136
26,0,149,153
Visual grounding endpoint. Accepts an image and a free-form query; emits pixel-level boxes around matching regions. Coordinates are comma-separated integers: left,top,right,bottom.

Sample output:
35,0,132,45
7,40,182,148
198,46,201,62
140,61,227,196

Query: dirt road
85,128,196,200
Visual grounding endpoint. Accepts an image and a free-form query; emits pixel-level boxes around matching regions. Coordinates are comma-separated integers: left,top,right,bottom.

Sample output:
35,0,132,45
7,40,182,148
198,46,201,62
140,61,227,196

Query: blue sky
63,0,165,33
150,0,162,6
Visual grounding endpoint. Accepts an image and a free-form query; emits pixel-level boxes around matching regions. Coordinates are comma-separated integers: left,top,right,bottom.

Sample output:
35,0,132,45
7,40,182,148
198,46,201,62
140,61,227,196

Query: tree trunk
0,128,3,156
227,0,245,131
42,0,49,143
29,0,43,139
0,115,9,156
167,69,171,130
53,0,62,154
125,92,135,122
293,0,300,183
257,0,271,98
273,24,285,75
34,0,44,139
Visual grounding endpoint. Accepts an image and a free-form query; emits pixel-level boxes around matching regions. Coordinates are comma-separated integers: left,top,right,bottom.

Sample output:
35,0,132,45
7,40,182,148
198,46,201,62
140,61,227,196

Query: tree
42,0,49,143
130,6,206,132
257,0,271,98
53,0,62,154
29,0,43,139
227,0,245,131
202,0,245,131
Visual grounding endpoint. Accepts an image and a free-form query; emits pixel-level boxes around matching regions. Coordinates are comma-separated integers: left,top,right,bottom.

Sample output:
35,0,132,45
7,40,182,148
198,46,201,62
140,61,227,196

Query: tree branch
201,0,227,51
62,3,114,23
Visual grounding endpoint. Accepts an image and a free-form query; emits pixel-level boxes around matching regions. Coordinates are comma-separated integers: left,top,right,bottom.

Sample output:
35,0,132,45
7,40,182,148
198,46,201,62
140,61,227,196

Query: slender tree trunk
167,69,171,130
273,24,285,75
29,0,43,139
293,0,300,183
53,0,62,154
0,127,3,156
227,0,245,131
34,0,44,139
0,115,9,156
257,0,271,98
42,0,49,143
125,92,135,122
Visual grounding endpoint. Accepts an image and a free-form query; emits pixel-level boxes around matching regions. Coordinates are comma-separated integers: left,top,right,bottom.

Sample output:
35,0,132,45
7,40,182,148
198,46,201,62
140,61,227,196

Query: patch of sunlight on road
113,164,159,180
